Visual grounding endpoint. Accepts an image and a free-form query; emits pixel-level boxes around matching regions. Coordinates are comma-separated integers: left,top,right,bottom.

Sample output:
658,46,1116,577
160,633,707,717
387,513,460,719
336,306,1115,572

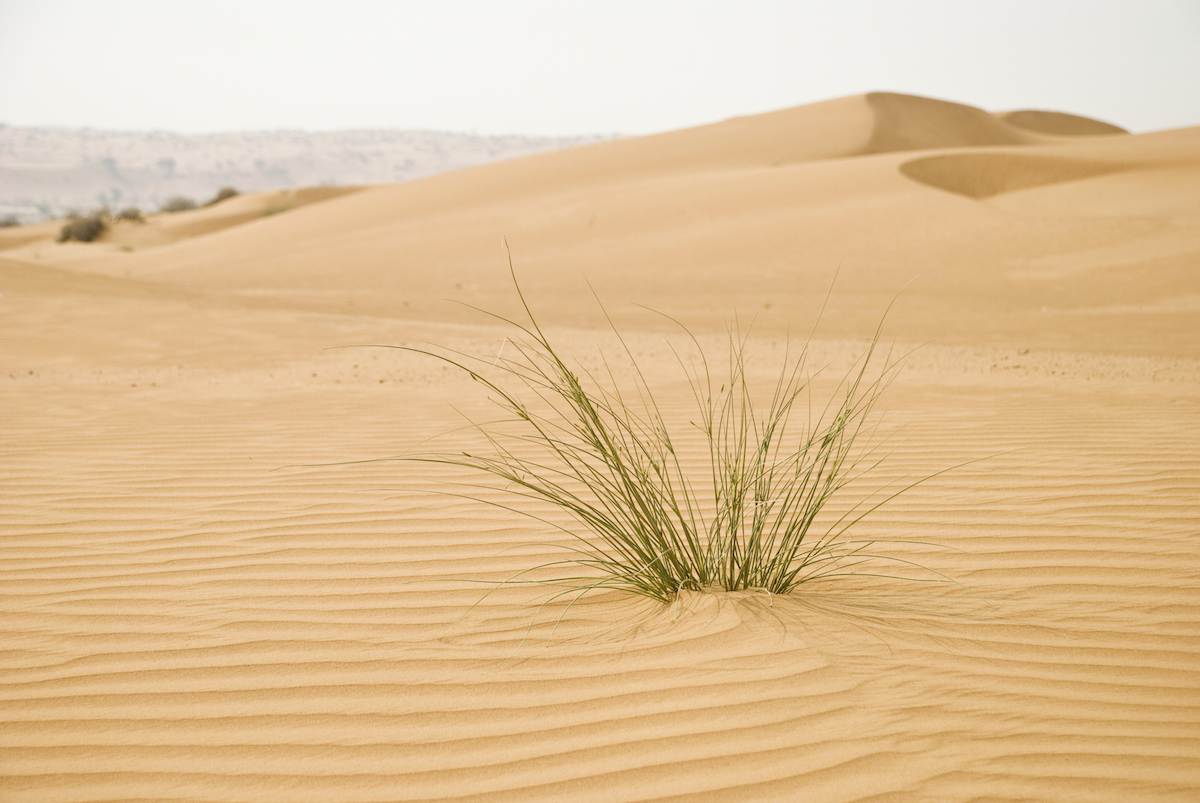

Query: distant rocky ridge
0,125,613,221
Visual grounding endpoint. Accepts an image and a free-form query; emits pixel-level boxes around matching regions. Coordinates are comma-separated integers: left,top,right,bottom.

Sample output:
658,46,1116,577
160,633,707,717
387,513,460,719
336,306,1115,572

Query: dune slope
10,95,1195,356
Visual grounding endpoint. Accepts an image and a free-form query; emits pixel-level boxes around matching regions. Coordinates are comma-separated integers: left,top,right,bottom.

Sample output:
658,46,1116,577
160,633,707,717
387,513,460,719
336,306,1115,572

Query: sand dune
18,92,1192,355
0,186,365,266
2,91,1199,801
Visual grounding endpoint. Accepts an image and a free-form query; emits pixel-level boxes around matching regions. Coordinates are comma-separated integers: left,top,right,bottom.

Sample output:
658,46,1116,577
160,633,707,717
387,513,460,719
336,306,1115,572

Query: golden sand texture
2,92,1199,801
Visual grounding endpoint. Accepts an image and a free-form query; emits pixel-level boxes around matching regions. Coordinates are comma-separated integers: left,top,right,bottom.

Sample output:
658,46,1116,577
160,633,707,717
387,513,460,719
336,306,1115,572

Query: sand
2,92,1198,802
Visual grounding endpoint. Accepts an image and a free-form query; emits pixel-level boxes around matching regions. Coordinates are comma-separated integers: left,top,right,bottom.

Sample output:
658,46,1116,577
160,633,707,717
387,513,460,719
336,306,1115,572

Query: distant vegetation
0,215,20,228
116,207,145,222
205,187,239,206
160,195,197,213
58,212,107,243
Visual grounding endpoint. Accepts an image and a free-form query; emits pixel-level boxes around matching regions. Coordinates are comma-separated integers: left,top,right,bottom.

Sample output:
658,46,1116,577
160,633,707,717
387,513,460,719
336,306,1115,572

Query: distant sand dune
11,93,1188,355
144,186,365,241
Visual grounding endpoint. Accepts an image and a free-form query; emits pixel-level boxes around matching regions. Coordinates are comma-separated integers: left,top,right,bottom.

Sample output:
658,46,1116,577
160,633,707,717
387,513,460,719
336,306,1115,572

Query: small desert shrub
206,187,239,206
376,250,948,607
160,195,197,213
116,207,144,222
0,215,20,228
58,213,107,243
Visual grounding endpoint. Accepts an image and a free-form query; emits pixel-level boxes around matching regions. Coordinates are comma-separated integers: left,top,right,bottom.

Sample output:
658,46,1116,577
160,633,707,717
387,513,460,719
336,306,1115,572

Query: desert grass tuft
370,249,956,607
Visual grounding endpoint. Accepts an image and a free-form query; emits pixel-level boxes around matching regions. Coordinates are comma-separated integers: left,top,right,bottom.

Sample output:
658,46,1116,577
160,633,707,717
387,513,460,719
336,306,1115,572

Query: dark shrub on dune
116,207,144,222
58,213,107,243
205,187,239,206
0,215,20,228
160,195,197,213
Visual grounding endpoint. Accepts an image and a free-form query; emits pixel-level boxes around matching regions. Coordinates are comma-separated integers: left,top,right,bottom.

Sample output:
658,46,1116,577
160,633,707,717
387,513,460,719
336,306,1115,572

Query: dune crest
863,91,1031,152
995,109,1130,136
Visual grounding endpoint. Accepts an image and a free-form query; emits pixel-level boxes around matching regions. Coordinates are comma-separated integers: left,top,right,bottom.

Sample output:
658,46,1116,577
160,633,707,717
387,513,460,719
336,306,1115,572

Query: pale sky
1,0,1197,136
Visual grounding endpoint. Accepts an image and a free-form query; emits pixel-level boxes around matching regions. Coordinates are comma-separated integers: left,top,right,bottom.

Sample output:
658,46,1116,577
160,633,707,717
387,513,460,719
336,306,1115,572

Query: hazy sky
1,0,1197,136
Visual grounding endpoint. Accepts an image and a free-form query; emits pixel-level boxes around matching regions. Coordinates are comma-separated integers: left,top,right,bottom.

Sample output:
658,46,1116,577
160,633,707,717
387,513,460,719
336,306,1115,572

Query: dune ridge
864,91,1032,152
995,109,1130,136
